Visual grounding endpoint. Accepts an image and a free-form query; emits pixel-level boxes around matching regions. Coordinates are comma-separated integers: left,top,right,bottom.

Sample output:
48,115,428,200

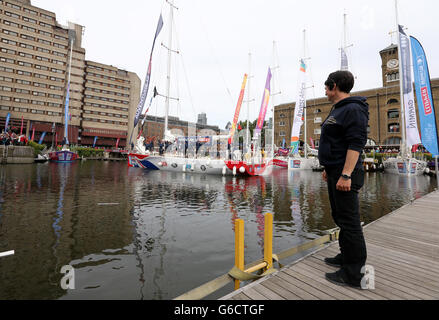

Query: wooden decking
221,190,439,300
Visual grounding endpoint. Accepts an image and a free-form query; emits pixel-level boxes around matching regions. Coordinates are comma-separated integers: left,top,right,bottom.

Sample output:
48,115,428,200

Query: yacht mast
271,41,281,160
302,30,308,159
164,0,174,136
246,52,252,151
394,0,407,158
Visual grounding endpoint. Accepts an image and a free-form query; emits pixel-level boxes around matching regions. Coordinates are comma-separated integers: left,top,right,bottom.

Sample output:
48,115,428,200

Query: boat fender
182,165,186,172
222,166,227,176
191,163,195,171
201,165,207,172
239,166,246,174
158,162,163,167
233,166,237,176
425,167,430,174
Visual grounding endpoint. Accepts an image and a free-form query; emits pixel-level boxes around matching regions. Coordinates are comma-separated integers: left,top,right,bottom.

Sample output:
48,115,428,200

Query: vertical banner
116,138,120,149
399,26,421,148
229,74,248,144
38,132,47,145
31,128,35,141
340,48,349,71
134,14,164,128
4,113,11,132
410,36,439,157
93,136,98,148
64,83,70,145
20,116,24,135
290,59,307,154
255,68,272,135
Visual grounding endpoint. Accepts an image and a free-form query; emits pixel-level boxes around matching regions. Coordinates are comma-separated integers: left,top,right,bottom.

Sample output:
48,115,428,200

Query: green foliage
71,147,104,158
28,140,46,156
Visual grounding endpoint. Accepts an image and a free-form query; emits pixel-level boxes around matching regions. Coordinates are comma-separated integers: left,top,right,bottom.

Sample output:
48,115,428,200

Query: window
314,129,322,135
279,113,286,118
314,109,322,114
386,72,399,82
314,117,322,124
388,123,400,133
387,99,398,105
383,137,401,146
279,131,286,137
388,109,399,119
279,121,285,127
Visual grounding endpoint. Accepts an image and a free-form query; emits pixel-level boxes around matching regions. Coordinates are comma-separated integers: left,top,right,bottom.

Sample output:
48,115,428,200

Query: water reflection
0,162,436,300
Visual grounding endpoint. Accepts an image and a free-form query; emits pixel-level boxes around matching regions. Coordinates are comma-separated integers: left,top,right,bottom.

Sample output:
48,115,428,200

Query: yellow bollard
264,213,273,271
234,219,245,290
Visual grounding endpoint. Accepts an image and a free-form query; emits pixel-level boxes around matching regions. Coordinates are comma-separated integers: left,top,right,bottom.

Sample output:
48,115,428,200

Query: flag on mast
229,74,248,144
410,36,438,157
340,48,349,71
398,25,421,149
290,59,307,154
255,68,272,135
134,14,164,128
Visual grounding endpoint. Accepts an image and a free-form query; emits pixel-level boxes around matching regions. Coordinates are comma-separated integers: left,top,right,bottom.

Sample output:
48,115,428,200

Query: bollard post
264,213,273,271
234,219,244,290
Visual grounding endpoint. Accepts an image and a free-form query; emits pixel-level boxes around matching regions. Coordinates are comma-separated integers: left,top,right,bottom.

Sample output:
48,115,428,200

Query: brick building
0,0,140,148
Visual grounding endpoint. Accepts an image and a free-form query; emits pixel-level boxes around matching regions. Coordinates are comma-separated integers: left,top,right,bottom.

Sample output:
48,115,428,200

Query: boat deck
221,190,439,300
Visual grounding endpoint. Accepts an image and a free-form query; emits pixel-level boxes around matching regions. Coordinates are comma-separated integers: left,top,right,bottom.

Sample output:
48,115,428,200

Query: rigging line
172,15,198,121
195,0,234,106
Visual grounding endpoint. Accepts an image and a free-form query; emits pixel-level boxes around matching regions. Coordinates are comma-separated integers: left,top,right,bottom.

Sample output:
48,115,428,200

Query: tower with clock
380,44,400,87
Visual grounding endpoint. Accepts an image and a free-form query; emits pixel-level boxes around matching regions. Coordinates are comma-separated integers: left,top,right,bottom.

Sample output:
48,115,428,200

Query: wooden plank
259,278,303,300
365,237,439,261
276,271,335,300
267,275,319,300
366,223,439,243
251,283,287,300
325,244,439,277
301,257,390,300
231,292,252,300
242,287,270,300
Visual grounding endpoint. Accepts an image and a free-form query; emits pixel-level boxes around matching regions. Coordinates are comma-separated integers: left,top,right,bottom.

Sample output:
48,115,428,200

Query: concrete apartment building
0,0,140,148
274,43,439,149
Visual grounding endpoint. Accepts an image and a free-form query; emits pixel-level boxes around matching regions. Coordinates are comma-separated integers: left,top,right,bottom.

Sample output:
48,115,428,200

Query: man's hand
322,170,327,182
336,177,351,192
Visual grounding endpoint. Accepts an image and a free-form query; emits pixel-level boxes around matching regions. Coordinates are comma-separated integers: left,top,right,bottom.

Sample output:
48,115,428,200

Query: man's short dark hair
325,71,354,94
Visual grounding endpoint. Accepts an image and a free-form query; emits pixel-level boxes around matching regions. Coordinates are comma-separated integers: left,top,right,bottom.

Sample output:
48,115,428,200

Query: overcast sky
32,0,439,129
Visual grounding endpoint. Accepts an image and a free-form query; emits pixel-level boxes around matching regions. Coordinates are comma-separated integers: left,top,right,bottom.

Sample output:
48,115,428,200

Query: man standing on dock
318,70,369,289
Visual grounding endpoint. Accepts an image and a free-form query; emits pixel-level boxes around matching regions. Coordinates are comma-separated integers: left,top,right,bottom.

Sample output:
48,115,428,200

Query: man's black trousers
326,166,367,285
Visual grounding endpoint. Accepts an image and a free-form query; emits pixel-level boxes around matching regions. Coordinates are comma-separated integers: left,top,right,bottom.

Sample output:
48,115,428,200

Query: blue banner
410,36,439,157
134,14,164,128
93,136,98,148
5,113,10,132
38,132,47,145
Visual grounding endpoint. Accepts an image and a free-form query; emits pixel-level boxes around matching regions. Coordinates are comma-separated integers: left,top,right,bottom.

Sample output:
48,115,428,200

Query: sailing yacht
383,1,427,176
288,30,319,171
49,37,79,163
131,1,269,176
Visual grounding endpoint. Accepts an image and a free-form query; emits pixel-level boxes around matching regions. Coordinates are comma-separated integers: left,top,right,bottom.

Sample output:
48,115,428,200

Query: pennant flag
20,116,24,135
310,137,315,149
238,124,242,131
229,74,248,144
93,136,98,148
398,25,421,149
410,36,439,157
31,128,35,141
38,132,47,145
291,59,307,154
134,14,164,128
5,113,11,132
116,138,120,149
255,68,272,135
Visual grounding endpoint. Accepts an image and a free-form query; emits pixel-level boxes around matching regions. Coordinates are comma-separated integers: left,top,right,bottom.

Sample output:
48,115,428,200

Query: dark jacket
318,96,369,169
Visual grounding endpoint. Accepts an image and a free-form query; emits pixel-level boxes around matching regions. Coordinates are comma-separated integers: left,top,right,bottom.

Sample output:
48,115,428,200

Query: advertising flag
20,116,24,135
255,68,272,135
290,59,307,154
93,136,98,148
31,128,35,141
229,74,248,144
38,132,47,145
5,113,10,132
410,36,438,157
399,25,421,148
134,14,164,128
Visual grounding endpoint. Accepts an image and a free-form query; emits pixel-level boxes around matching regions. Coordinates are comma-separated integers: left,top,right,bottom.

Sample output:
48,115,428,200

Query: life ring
171,163,178,168
201,165,207,172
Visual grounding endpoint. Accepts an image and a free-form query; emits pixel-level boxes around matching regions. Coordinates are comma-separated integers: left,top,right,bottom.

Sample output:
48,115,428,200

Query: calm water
0,161,436,300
